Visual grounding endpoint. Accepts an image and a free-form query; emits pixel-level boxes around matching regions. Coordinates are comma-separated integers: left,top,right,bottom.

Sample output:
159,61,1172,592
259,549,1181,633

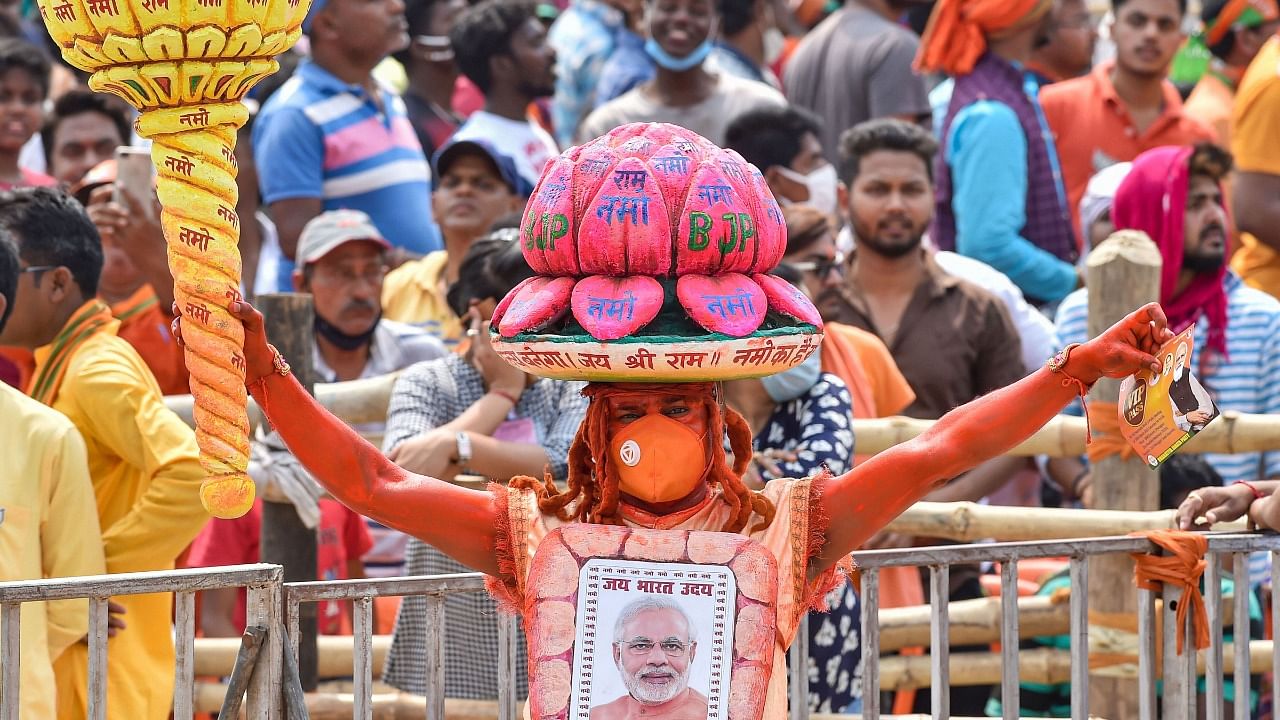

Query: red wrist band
489,388,519,406
1240,481,1264,499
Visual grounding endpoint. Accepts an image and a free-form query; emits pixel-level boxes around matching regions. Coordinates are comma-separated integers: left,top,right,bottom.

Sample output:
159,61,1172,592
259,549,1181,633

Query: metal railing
849,532,1280,720
7,533,1280,720
283,572,520,720
0,563,282,720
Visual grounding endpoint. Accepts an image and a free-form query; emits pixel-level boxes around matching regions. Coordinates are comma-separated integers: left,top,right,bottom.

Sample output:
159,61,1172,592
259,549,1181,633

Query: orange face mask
609,413,709,504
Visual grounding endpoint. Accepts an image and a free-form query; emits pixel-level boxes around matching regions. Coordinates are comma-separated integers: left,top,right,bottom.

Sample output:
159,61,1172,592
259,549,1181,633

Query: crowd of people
5,0,1280,715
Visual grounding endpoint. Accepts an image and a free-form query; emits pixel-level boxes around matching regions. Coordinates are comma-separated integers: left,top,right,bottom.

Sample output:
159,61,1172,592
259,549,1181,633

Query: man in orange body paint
175,293,1172,708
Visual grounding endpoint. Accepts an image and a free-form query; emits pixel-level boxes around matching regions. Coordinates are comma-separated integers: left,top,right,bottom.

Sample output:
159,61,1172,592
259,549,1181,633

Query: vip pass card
1118,325,1220,468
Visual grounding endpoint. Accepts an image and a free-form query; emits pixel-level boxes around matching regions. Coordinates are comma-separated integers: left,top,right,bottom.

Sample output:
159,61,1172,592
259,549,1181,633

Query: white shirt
451,110,559,189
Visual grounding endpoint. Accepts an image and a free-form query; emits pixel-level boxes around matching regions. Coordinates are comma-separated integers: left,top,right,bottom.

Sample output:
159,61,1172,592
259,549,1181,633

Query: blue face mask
644,36,714,72
760,347,822,403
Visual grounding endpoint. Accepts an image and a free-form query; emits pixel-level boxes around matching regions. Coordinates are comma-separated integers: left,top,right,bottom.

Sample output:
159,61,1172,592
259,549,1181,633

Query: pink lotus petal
497,276,575,337
675,161,758,276
491,276,540,327
577,157,672,276
522,156,577,275
753,273,822,327
676,273,766,337
571,145,619,220
714,151,762,274
647,143,698,226
604,124,647,146
571,275,664,340
615,136,658,159
747,165,787,272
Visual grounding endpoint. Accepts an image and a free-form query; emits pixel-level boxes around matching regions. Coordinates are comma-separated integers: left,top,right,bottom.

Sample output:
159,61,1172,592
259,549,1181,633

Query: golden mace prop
38,0,309,518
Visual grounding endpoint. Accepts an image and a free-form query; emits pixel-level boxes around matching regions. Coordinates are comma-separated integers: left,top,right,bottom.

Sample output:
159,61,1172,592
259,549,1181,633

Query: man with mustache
591,597,707,720
1041,0,1215,240
1056,144,1280,538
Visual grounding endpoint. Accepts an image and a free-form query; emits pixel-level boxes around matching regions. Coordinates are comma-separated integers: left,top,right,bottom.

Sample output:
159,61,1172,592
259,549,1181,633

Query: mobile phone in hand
113,146,154,216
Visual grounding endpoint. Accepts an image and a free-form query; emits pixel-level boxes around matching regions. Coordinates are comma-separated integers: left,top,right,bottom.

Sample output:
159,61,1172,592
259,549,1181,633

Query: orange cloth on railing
1130,530,1210,655
1085,400,1136,464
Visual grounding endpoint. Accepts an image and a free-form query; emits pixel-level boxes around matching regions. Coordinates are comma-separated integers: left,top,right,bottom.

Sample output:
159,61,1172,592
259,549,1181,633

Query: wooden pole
1085,231,1163,720
257,293,320,691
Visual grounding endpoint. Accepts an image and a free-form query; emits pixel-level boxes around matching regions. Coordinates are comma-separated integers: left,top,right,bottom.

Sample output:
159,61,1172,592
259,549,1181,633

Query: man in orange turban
918,0,1082,311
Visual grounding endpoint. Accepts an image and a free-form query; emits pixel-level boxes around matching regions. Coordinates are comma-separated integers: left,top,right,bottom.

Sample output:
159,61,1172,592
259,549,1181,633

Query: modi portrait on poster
570,559,735,720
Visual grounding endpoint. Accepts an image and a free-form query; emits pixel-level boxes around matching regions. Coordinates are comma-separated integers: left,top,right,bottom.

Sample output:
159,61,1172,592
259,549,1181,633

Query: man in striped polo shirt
1055,144,1280,553
253,0,442,292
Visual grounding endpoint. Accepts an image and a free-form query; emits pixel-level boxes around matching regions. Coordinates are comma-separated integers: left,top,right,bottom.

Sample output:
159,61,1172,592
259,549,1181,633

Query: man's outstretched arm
811,303,1173,575
177,302,503,576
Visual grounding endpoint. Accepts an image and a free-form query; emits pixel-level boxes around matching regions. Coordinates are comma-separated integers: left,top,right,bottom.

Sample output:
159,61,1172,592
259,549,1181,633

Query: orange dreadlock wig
509,382,777,533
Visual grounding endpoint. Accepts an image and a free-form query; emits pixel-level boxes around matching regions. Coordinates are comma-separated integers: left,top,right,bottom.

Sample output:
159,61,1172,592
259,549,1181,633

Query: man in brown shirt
818,118,1025,716
820,119,1024,421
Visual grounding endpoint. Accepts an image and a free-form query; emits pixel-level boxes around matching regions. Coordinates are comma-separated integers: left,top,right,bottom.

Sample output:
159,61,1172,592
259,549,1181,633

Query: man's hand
173,300,277,385
86,184,165,264
81,600,127,641
1071,303,1174,384
386,428,462,480
1073,470,1095,508
466,307,527,398
1187,411,1212,425
1175,483,1255,530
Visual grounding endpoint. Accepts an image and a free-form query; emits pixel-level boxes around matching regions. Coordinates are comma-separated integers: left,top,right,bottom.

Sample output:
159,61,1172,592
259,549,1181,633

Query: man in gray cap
293,208,446,385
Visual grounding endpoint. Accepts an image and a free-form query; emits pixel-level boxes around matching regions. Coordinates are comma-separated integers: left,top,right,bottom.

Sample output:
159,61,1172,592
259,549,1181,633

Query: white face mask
763,27,786,65
775,163,839,217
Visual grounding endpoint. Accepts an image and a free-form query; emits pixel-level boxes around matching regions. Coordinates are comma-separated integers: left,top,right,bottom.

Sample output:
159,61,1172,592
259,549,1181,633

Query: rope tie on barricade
1130,529,1210,655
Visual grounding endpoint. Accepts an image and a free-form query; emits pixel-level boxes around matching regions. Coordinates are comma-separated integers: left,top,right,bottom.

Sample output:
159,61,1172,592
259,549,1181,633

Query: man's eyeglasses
617,638,692,657
785,256,843,278
20,265,56,284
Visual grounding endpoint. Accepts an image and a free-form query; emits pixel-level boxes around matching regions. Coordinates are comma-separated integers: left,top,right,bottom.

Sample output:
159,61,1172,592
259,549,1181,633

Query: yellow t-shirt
381,251,464,348
36,320,209,720
0,383,105,718
1230,37,1280,296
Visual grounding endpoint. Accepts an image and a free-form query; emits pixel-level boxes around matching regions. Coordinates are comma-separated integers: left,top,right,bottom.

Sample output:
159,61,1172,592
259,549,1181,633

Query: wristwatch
454,431,473,467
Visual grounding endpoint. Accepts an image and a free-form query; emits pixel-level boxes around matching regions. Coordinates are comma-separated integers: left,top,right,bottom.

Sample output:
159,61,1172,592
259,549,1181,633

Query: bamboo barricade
195,634,392,678
885,502,1246,542
162,380,1280,458
875,641,1275,690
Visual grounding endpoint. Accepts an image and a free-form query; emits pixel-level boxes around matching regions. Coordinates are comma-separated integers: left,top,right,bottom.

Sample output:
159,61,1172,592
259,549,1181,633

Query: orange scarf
916,0,1053,75
29,300,115,405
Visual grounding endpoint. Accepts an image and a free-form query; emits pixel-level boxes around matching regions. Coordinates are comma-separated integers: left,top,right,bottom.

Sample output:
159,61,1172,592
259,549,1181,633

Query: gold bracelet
266,344,292,377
